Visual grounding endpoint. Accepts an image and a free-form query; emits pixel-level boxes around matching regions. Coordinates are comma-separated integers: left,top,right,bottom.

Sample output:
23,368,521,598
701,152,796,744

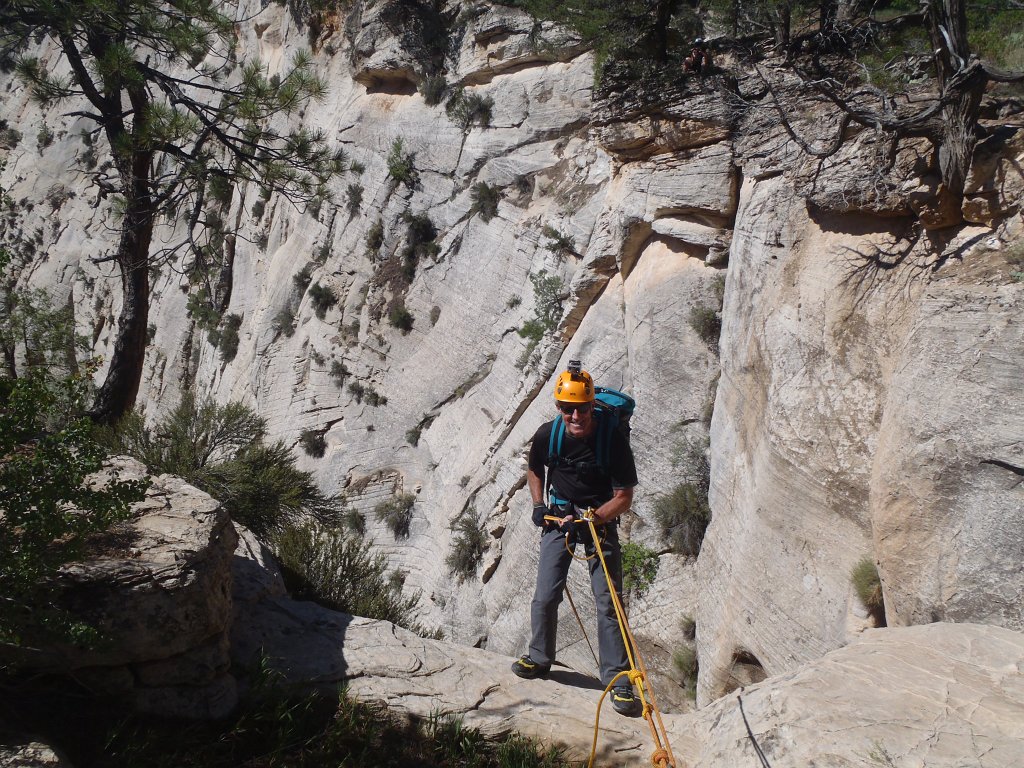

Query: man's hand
532,502,549,527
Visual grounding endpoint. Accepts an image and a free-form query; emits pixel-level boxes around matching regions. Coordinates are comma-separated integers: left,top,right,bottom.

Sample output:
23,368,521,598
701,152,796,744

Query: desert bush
621,541,659,598
374,492,416,539
542,224,574,255
218,313,242,363
274,521,421,630
330,360,349,387
104,393,341,538
445,510,487,583
272,306,296,338
0,368,147,647
347,381,365,403
293,263,314,292
308,282,337,319
688,305,721,351
851,556,886,626
672,644,698,699
420,74,447,105
446,88,493,130
36,124,54,153
470,182,500,222
386,137,416,186
366,218,384,257
343,508,366,536
655,436,710,556
346,182,363,216
388,300,414,333
299,429,327,458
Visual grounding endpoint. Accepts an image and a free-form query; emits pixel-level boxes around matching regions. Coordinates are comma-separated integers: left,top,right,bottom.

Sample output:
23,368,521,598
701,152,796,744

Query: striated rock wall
1,0,1022,720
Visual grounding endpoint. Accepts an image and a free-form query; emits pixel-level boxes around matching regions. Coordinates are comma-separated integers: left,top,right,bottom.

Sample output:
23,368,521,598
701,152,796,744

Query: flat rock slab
233,582,1024,768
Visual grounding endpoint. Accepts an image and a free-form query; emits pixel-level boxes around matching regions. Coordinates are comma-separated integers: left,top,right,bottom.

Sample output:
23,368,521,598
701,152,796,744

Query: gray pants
528,523,631,686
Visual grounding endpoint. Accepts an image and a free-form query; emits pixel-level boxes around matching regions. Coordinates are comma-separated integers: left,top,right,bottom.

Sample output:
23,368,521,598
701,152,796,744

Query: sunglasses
557,402,593,415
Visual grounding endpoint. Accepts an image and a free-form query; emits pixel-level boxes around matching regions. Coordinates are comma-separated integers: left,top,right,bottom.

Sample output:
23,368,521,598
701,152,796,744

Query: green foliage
374,492,417,539
388,299,414,334
35,124,53,153
420,74,447,106
308,282,337,319
445,88,494,130
655,437,711,557
272,306,297,338
621,541,659,598
470,181,500,222
542,224,574,255
401,210,438,279
299,428,326,458
517,270,563,362
104,392,342,538
346,182,363,216
274,521,422,630
0,368,148,647
672,644,698,699
386,137,416,186
445,509,487,583
365,218,384,256
329,360,349,387
218,313,242,363
851,556,886,625
293,263,314,293
405,413,436,447
0,285,87,379
688,305,721,351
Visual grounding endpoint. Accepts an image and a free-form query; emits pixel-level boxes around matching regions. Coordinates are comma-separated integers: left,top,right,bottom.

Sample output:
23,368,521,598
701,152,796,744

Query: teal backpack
547,386,636,473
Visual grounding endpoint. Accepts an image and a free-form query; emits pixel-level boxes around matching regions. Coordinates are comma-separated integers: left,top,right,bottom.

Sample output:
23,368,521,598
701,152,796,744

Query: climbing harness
544,510,677,768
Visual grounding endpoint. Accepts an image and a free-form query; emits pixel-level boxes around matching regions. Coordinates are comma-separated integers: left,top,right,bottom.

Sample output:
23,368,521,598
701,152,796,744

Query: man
510,362,640,716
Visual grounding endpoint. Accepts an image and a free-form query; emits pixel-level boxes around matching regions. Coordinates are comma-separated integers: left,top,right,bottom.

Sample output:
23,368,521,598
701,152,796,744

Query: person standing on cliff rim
511,361,640,716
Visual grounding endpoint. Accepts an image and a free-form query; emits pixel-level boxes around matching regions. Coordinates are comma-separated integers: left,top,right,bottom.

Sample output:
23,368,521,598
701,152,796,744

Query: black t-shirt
528,415,638,508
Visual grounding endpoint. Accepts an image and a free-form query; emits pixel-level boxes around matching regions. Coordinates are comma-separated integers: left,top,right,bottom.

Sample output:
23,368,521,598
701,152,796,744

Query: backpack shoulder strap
594,406,614,471
547,418,565,462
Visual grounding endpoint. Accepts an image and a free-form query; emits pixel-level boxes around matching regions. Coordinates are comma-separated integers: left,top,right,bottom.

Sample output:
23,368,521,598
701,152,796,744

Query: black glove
532,502,549,527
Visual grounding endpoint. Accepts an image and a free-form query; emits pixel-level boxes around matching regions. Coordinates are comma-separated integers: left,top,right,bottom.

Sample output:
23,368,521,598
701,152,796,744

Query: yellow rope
582,510,677,768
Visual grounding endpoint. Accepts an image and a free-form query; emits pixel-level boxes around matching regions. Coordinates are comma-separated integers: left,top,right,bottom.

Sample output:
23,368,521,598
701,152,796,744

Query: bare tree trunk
90,145,155,425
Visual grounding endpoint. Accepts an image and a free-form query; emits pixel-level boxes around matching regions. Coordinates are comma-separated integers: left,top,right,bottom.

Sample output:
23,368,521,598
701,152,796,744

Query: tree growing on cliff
749,0,1024,228
0,0,345,424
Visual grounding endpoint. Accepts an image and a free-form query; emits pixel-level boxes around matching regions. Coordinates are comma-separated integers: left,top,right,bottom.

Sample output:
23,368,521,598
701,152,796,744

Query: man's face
557,400,595,439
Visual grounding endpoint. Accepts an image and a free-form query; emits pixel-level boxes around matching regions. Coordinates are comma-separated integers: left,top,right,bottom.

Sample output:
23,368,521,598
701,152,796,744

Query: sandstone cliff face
1,0,1022,719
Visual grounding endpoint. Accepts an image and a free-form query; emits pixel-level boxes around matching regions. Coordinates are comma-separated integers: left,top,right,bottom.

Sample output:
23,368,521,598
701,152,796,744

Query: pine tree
0,1,346,423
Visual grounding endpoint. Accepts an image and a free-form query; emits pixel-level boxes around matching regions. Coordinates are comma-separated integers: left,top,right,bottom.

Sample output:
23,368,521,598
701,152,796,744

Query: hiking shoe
511,655,550,679
610,685,640,716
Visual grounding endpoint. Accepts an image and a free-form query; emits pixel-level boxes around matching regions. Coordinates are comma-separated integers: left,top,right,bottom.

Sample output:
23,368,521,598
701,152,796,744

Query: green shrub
375,492,416,539
621,541,659,598
330,360,349,387
388,301,414,333
105,393,342,538
386,137,416,186
308,282,337,319
470,181,500,222
343,508,366,536
364,388,387,407
851,556,886,625
672,644,698,699
274,521,421,630
272,306,296,338
688,305,721,351
366,218,384,256
446,88,493,130
445,510,487,583
251,199,266,219
420,74,447,105
348,381,365,403
654,482,710,557
218,313,242,363
346,182,363,216
293,263,314,292
405,413,435,447
299,429,327,458
36,124,54,153
542,224,574,255
0,368,148,647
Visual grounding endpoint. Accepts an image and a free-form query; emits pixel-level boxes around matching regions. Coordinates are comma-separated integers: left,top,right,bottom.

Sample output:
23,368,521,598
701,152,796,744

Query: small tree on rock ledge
0,0,346,424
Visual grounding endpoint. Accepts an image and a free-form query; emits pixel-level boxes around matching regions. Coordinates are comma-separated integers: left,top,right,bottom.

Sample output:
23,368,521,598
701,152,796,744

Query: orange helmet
553,360,594,404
